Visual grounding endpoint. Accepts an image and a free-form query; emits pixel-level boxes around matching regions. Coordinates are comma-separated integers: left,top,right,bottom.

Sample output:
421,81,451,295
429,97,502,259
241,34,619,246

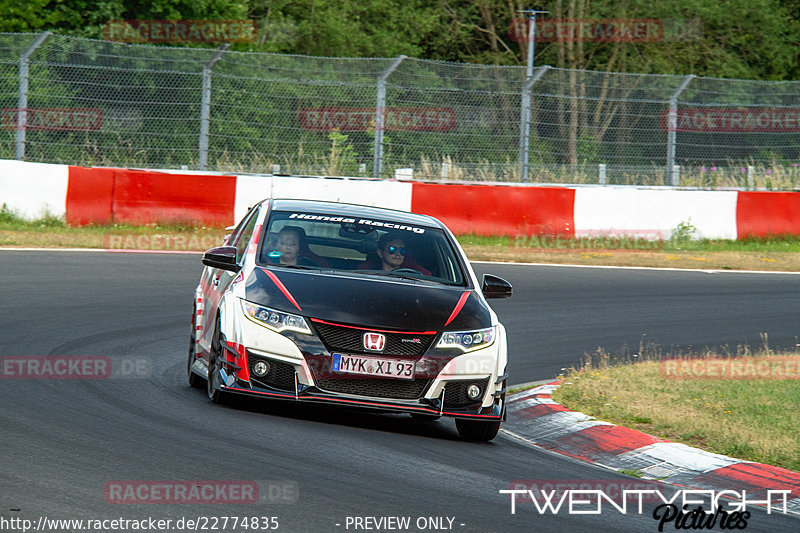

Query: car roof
267,199,445,229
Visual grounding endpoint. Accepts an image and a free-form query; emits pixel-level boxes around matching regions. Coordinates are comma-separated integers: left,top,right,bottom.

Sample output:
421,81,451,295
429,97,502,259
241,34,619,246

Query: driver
377,233,407,271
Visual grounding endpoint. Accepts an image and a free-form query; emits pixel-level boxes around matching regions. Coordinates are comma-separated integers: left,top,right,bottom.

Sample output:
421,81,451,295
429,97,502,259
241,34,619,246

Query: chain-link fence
2,32,800,189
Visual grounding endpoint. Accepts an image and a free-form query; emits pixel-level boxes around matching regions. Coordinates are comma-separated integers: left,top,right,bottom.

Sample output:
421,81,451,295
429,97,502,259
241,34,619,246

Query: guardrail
3,159,800,240
3,32,800,188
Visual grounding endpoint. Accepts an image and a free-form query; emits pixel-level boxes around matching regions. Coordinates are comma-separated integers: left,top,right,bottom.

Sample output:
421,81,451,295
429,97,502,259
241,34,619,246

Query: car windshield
258,210,467,286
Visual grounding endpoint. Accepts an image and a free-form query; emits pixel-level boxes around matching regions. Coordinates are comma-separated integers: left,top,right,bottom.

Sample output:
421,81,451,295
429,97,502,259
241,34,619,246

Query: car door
198,206,261,361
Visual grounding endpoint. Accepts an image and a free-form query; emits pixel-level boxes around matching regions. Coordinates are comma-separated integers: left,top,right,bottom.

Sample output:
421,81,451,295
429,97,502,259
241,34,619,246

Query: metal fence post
373,55,406,178
518,66,550,182
666,74,695,186
15,31,51,160
198,44,230,171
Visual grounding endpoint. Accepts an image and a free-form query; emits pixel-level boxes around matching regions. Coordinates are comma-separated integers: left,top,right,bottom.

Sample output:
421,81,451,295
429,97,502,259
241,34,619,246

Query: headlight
242,300,311,334
436,327,495,352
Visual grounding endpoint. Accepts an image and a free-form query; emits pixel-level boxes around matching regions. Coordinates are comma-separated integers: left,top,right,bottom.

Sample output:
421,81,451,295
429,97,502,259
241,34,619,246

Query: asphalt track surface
1,250,798,532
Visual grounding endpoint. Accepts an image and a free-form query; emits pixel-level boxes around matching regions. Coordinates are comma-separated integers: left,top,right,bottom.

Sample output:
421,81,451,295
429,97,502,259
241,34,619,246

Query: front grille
247,354,296,391
315,377,432,400
312,320,435,357
444,378,490,408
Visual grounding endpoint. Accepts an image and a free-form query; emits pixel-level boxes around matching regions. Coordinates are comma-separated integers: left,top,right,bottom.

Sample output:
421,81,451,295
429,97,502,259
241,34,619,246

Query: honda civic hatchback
188,199,512,441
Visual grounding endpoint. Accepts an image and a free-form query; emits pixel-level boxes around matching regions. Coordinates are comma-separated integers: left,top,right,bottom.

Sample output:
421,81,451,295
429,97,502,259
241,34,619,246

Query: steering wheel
392,267,422,275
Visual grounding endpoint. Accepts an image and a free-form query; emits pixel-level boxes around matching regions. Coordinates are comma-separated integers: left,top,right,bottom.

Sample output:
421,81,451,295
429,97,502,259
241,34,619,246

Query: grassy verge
2,207,800,271
0,205,225,250
552,348,800,472
459,233,800,271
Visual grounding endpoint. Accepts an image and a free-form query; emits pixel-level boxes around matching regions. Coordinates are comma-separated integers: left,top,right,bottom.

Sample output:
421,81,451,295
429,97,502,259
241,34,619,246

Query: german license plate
331,353,415,380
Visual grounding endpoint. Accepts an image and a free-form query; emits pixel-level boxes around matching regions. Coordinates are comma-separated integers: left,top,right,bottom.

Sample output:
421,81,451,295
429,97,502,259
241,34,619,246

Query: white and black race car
188,199,512,441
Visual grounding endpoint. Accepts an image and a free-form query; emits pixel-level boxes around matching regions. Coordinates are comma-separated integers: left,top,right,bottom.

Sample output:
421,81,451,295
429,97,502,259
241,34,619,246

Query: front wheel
207,318,229,405
455,418,501,442
187,305,205,389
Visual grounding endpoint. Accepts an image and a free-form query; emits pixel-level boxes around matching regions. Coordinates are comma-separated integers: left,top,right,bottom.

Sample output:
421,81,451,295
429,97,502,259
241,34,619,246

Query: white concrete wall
0,160,69,219
572,187,739,240
234,175,413,223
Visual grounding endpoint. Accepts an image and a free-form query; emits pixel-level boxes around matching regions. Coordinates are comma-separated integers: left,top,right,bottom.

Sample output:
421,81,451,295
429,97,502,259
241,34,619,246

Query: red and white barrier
2,159,800,239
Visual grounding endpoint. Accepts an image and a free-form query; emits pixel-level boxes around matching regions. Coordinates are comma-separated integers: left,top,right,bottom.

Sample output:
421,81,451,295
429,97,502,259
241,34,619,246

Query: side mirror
482,274,512,299
202,246,241,272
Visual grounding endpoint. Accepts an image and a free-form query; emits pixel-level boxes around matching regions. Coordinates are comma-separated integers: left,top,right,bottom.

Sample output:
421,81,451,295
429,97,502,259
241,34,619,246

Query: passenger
270,226,320,266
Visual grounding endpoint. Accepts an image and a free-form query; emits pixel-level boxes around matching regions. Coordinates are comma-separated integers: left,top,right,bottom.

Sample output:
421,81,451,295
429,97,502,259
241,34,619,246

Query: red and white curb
502,381,800,515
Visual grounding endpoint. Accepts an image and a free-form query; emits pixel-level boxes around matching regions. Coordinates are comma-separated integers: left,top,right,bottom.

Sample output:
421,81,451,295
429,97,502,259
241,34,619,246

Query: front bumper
216,350,505,421
216,307,507,421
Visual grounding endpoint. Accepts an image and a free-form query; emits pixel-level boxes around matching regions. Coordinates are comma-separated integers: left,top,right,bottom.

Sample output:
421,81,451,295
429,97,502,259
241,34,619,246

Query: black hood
245,267,491,331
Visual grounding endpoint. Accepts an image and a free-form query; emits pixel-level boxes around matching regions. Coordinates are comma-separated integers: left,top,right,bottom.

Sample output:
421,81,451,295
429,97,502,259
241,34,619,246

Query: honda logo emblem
363,332,386,352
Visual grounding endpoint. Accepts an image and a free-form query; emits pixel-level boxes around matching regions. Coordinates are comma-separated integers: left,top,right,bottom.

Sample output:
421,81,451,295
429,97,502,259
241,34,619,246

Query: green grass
0,203,67,229
666,235,800,253
0,203,226,249
459,232,800,253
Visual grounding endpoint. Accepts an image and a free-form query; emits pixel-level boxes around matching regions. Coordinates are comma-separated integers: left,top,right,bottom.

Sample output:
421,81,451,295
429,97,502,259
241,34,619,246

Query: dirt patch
461,245,800,272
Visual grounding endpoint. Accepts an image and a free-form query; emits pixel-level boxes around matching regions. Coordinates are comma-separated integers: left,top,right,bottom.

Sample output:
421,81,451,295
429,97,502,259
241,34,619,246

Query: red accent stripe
224,341,251,382
261,268,302,312
310,318,436,336
444,291,471,327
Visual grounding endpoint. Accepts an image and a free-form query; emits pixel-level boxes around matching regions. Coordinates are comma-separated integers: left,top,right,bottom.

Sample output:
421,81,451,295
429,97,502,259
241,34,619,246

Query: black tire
207,318,229,404
187,304,205,389
455,418,501,442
